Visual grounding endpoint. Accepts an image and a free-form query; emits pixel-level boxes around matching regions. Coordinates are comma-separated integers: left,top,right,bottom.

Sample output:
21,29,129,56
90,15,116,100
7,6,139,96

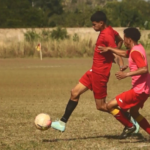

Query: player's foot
51,120,66,132
123,111,140,133
130,116,140,133
119,125,136,139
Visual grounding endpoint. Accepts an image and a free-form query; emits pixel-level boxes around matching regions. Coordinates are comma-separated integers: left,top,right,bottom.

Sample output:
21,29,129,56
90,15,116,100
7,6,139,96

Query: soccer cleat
130,116,140,133
51,120,66,132
120,125,136,139
123,111,140,134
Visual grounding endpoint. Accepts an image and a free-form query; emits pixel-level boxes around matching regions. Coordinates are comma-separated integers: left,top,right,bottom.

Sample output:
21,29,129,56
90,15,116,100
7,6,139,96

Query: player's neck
130,42,139,49
100,24,107,31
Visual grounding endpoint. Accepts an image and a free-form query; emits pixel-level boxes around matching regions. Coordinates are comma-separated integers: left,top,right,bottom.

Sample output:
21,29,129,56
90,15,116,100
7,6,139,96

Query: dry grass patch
0,58,150,150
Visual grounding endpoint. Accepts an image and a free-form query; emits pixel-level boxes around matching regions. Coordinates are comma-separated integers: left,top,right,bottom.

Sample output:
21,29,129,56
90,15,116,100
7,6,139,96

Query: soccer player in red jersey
99,27,150,139
51,11,138,132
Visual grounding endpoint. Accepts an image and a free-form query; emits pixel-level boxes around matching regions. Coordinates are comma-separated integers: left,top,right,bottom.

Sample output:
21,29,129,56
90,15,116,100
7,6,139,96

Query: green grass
0,58,150,150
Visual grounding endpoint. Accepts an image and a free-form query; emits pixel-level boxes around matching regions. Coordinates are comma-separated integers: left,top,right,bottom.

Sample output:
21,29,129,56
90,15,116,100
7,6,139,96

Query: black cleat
120,125,136,139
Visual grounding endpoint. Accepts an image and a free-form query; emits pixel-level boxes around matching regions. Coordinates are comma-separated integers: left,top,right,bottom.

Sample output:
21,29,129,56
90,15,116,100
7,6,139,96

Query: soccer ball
34,113,51,131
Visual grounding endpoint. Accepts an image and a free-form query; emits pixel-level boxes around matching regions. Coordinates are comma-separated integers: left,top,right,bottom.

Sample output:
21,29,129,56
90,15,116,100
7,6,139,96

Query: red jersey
92,26,118,75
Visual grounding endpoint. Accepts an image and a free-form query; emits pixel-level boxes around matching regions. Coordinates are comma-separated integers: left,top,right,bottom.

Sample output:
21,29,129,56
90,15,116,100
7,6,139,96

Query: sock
121,110,131,120
136,114,150,134
60,99,78,123
111,109,133,127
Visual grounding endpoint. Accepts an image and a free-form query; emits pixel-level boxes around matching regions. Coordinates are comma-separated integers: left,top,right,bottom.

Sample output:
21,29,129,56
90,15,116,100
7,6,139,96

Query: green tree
0,0,48,28
32,0,63,17
104,0,148,28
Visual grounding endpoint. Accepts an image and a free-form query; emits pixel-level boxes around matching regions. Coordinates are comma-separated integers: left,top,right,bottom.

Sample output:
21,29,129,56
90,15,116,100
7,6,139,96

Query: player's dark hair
124,27,141,42
90,11,107,23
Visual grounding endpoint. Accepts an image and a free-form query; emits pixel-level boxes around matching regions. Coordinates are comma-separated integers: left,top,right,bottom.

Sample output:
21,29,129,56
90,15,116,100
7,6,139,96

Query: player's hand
115,71,127,80
120,65,128,71
98,46,110,53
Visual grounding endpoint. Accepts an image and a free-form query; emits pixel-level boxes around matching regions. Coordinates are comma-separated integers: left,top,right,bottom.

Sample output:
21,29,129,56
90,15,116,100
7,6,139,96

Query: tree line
0,0,150,29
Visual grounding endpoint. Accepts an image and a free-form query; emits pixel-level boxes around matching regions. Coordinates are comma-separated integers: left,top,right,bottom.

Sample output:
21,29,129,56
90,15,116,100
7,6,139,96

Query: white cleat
130,116,140,133
51,120,66,132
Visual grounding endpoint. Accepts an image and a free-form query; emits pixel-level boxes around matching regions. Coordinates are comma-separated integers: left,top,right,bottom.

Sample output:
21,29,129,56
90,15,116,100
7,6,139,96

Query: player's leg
121,109,140,134
51,70,92,132
130,105,150,135
92,72,139,135
60,82,88,123
51,82,88,131
92,71,139,132
95,98,108,112
92,72,109,112
107,98,136,139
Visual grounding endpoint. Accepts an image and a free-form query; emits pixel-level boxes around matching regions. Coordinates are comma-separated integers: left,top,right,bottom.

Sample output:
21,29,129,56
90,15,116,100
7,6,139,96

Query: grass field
0,57,150,150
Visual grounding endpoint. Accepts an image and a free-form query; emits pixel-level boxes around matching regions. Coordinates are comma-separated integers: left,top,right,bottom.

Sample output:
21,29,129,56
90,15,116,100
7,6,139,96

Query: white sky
118,0,148,2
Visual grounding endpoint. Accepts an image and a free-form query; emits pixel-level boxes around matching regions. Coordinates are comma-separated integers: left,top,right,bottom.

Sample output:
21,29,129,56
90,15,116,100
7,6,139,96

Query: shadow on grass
42,133,147,143
118,133,148,143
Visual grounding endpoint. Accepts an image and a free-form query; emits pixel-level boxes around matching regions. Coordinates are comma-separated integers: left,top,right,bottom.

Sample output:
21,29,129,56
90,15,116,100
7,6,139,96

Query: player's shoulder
131,44,146,54
103,26,118,35
110,26,119,36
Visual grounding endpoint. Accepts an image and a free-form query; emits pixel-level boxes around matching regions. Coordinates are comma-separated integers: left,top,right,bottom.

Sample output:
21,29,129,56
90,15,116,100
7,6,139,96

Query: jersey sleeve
113,29,119,37
131,51,146,68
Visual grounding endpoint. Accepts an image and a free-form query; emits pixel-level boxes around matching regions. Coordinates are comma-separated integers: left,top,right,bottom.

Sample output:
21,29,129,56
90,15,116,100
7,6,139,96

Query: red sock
111,109,133,127
136,115,150,134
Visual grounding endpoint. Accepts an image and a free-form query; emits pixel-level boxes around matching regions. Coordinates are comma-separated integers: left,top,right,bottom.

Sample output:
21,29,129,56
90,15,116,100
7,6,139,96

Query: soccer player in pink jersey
99,27,150,139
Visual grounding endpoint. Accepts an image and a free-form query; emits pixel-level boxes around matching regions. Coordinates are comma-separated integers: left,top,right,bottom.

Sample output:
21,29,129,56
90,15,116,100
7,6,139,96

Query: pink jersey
128,44,150,94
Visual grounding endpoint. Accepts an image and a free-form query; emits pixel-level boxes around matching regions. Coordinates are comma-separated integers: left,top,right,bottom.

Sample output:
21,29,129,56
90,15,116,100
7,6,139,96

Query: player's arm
126,66,148,76
98,32,127,57
98,46,128,58
113,53,125,70
103,33,127,58
113,29,123,49
125,51,148,76
113,30,125,70
115,35,123,49
115,51,148,80
104,33,126,70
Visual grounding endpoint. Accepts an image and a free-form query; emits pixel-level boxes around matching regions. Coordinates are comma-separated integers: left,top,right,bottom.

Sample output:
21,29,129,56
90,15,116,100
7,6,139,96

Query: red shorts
116,89,149,110
79,69,110,99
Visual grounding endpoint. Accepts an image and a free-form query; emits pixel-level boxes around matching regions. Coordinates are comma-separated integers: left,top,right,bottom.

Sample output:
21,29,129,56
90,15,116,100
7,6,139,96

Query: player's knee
70,88,80,100
106,103,112,112
96,104,107,111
